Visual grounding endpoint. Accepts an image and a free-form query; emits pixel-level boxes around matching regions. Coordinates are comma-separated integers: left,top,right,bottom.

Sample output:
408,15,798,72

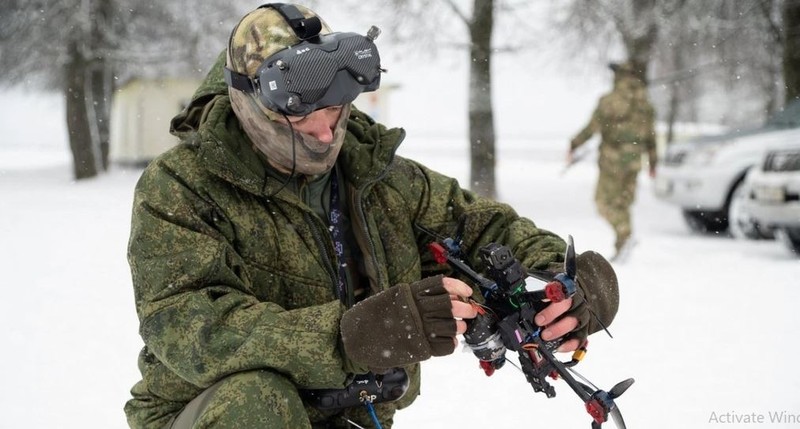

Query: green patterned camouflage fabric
570,63,657,252
226,5,331,77
124,50,574,428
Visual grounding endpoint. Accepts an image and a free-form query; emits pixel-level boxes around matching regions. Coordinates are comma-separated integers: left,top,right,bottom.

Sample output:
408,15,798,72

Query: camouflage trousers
594,166,639,252
166,370,396,429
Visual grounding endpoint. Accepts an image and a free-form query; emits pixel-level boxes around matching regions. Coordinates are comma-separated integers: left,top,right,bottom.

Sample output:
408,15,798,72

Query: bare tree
464,0,497,198
783,0,800,102
0,0,250,179
555,0,792,138
704,1,784,122
2,1,137,178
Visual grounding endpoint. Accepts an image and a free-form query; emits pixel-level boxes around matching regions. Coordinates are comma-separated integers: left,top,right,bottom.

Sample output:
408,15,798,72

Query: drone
424,227,633,429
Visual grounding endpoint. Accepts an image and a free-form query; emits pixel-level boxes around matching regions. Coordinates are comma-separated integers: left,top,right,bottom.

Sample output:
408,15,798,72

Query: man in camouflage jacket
126,4,620,428
569,61,658,260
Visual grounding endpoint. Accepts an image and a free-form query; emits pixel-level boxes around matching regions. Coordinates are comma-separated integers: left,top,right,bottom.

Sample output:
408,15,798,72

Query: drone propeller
608,405,627,429
565,235,577,279
609,378,634,399
605,378,634,429
584,378,634,429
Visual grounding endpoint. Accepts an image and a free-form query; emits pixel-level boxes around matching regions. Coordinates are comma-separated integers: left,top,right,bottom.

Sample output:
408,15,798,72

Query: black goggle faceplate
226,31,382,117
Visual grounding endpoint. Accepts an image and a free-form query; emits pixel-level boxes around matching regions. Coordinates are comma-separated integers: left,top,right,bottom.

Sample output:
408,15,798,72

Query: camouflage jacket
125,53,567,428
570,76,657,171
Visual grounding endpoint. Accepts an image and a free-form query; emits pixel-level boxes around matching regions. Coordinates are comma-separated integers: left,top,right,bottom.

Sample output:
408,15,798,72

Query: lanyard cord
328,168,348,302
342,401,383,429
364,401,383,429
331,179,384,429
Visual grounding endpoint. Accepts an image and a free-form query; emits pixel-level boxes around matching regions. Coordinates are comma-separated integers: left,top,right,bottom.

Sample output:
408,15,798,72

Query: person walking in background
568,61,657,261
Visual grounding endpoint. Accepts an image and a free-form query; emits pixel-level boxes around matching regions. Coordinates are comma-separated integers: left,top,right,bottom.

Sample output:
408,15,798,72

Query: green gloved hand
340,275,458,369
560,250,619,344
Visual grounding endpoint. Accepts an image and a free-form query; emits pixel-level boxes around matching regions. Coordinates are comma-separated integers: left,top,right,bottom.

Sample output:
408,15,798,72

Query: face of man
229,87,352,176
276,105,345,144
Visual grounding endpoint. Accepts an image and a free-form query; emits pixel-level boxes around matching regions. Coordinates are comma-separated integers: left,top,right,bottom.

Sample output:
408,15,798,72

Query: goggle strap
261,3,322,40
224,67,257,94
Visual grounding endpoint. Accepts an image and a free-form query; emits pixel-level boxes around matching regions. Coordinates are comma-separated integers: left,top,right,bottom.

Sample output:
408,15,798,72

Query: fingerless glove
340,275,457,368
561,251,619,343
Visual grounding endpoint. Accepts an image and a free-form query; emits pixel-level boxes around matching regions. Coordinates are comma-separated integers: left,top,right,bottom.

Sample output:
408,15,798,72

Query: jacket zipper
296,179,341,305
303,211,343,304
351,130,406,295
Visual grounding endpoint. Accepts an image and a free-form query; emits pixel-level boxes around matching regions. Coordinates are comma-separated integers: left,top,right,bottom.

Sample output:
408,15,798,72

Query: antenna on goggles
366,26,387,75
366,26,381,41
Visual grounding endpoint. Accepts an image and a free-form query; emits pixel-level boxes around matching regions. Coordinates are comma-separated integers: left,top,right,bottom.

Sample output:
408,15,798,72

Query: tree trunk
665,33,685,145
63,0,114,179
624,0,659,66
468,0,496,199
91,0,114,170
784,0,800,103
90,59,113,170
65,40,98,180
666,83,679,145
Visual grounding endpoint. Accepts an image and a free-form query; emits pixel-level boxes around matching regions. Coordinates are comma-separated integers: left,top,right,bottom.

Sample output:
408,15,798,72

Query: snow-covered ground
1,87,798,429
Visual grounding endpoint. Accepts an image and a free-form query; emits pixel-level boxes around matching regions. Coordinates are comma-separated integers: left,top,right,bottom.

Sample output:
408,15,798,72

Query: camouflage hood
169,50,230,139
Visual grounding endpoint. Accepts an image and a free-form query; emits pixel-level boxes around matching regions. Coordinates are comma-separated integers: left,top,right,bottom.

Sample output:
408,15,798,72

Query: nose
299,109,339,143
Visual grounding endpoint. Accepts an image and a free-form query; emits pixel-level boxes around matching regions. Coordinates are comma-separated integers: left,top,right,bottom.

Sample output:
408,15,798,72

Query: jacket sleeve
401,158,566,272
400,159,618,331
570,104,601,152
128,159,350,390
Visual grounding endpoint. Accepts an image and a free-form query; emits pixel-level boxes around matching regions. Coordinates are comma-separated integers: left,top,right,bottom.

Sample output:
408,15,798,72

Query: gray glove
340,275,457,368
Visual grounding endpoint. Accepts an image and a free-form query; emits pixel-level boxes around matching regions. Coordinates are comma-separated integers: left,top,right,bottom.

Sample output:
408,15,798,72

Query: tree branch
442,0,470,26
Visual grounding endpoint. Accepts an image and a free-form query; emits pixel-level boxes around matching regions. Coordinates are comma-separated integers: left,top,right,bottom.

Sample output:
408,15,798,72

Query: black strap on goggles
260,3,322,40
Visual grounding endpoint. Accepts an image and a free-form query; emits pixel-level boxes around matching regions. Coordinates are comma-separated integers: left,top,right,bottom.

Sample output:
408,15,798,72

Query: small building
110,78,200,165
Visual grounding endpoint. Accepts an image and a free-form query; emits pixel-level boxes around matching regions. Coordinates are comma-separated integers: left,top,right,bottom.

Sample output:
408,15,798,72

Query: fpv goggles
224,3,383,117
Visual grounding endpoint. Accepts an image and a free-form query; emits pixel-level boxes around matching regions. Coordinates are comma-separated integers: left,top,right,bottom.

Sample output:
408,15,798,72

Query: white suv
654,102,800,235
738,139,800,254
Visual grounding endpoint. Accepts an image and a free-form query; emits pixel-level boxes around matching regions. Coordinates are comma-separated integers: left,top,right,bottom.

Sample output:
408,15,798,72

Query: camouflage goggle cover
225,31,382,117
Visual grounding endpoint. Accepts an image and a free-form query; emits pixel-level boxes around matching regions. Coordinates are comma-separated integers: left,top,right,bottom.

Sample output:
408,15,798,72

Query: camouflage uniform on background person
569,62,657,260
125,4,622,429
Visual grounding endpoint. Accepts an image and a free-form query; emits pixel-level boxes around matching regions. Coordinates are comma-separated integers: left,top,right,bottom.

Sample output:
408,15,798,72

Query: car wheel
682,209,728,234
776,227,800,255
728,181,762,240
